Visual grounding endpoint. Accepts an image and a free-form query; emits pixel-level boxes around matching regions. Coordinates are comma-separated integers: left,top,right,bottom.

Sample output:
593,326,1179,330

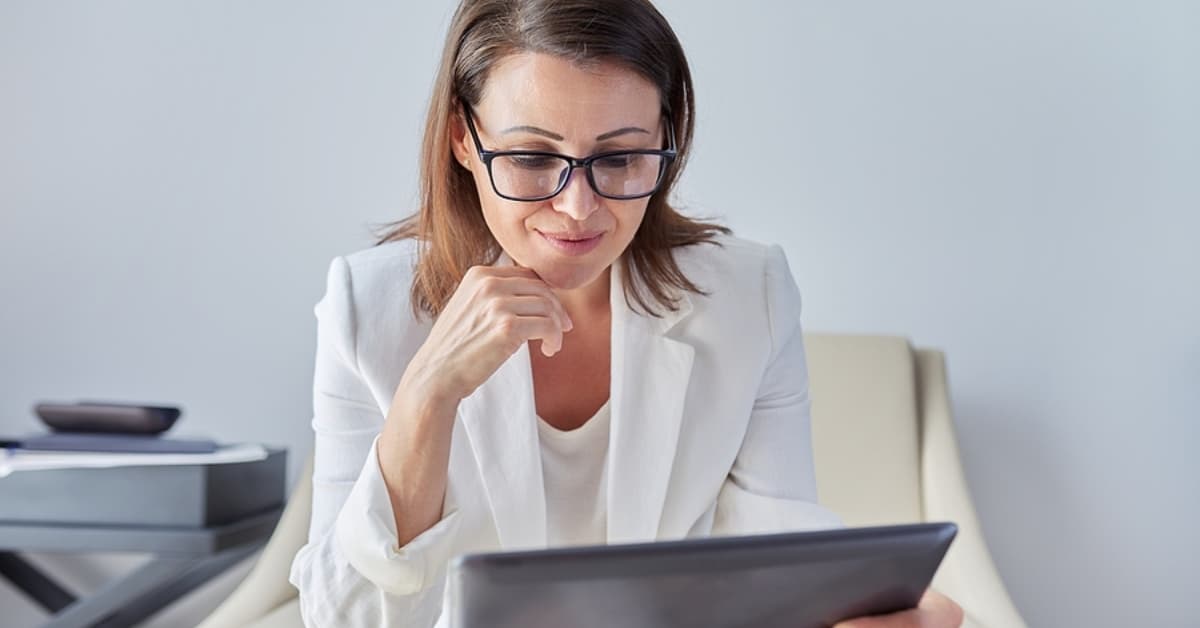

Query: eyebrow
499,125,651,142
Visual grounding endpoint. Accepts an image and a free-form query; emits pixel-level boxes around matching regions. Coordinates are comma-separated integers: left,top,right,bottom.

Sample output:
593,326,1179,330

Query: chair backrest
803,333,924,526
196,456,312,628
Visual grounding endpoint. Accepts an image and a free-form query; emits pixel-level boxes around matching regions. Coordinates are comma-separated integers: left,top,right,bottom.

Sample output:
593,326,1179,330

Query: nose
551,166,600,221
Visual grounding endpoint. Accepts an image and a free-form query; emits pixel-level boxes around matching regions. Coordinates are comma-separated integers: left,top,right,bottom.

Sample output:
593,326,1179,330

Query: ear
448,111,473,169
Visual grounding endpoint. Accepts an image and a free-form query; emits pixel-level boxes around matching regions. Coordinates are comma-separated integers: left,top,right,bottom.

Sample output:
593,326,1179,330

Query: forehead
475,52,662,131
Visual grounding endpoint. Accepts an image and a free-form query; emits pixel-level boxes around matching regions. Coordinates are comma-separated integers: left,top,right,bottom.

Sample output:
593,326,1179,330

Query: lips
539,231,603,241
537,230,605,256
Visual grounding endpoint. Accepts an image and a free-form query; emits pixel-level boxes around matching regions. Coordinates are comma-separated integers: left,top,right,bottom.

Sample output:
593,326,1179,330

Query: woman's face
452,53,664,292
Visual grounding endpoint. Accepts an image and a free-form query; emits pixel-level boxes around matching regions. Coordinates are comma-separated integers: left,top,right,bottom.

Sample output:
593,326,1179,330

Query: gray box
0,449,286,527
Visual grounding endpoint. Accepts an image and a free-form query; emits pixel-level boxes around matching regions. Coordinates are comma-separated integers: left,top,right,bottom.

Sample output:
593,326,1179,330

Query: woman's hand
833,590,964,628
379,264,572,546
402,265,573,406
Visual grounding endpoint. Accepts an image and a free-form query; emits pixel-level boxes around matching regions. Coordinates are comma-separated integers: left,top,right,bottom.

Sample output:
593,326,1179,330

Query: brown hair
377,0,730,317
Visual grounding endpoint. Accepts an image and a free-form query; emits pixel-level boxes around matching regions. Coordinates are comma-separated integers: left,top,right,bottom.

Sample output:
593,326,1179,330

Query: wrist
379,384,456,466
395,368,462,417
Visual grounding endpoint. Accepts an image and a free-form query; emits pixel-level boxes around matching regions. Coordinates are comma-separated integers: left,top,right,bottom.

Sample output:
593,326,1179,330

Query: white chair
804,334,1026,628
195,455,309,628
199,334,1027,628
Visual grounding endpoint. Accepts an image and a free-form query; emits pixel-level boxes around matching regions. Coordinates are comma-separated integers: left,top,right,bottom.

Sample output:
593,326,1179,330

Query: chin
529,261,603,290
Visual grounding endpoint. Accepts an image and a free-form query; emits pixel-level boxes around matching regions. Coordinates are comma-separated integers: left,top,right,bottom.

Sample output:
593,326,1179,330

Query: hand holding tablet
834,589,964,628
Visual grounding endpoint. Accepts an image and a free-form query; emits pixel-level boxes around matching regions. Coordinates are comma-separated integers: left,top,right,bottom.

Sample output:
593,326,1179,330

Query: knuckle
495,316,518,337
481,297,504,317
477,276,501,298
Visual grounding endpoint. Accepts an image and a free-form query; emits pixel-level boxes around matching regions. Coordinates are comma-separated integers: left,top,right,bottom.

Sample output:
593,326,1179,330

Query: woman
290,1,964,627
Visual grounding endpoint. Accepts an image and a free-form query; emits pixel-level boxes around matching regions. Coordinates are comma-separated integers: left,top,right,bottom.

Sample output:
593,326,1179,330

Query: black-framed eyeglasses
462,105,677,202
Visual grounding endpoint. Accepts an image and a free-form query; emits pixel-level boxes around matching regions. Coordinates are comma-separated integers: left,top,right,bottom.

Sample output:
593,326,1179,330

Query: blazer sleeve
712,244,844,535
288,256,462,628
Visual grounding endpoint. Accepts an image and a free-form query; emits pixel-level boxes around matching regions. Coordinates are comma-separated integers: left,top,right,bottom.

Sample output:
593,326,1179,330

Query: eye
508,154,561,170
593,153,638,169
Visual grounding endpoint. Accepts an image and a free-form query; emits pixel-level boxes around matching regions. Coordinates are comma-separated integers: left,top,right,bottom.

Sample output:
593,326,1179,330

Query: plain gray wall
1,1,1196,627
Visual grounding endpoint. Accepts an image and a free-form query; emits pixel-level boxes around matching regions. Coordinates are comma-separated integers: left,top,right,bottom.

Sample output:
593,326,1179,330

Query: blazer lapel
607,257,695,544
459,341,547,550
458,253,547,550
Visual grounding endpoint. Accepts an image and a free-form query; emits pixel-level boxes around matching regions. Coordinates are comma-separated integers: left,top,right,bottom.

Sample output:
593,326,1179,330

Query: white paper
0,443,269,478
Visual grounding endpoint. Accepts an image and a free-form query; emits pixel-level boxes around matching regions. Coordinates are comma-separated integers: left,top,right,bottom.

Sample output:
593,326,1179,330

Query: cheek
478,196,541,245
472,169,516,227
469,167,493,201
613,201,650,238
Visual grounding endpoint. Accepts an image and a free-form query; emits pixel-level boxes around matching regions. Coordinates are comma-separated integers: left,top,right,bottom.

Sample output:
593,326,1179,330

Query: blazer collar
607,255,694,543
458,253,695,549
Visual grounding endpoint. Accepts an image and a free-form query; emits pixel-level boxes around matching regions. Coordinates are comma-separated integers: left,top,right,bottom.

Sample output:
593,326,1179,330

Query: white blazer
289,235,842,628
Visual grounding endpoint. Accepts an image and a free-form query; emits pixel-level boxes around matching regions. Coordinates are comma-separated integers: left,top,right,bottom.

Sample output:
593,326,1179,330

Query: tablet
449,521,956,628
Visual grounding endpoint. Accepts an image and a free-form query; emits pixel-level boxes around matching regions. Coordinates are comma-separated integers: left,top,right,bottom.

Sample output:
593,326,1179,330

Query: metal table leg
0,551,77,613
39,544,258,628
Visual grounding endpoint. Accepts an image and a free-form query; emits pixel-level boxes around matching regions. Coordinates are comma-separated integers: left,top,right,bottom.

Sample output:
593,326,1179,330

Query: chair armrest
916,349,1028,628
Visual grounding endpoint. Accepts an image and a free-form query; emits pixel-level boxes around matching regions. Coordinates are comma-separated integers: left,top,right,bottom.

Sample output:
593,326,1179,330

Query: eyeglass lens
490,153,666,200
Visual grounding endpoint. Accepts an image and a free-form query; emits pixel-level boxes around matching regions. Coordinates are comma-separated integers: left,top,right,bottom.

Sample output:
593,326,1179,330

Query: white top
289,236,844,628
537,400,611,547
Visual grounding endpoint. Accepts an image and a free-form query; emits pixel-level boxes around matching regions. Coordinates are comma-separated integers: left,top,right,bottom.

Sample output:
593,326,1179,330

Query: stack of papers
0,443,268,478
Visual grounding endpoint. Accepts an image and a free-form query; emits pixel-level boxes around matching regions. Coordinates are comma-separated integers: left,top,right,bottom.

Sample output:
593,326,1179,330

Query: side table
0,507,282,628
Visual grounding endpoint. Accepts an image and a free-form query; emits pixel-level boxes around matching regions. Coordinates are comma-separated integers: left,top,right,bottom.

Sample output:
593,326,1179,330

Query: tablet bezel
450,522,957,628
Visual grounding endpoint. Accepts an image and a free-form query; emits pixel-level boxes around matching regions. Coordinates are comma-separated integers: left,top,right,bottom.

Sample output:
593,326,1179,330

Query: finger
506,316,564,357
918,590,964,627
458,266,540,295
495,277,573,331
463,265,542,283
833,612,919,628
833,591,962,628
502,296,572,332
832,616,884,628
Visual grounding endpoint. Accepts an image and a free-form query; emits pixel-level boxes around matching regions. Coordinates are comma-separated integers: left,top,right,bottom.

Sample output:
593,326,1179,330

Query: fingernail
564,316,574,332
